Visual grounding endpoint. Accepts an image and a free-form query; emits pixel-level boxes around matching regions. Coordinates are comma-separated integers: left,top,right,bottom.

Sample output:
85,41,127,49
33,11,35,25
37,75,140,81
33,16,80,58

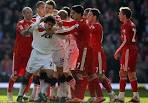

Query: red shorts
76,47,95,75
12,53,30,76
120,45,138,72
91,48,107,74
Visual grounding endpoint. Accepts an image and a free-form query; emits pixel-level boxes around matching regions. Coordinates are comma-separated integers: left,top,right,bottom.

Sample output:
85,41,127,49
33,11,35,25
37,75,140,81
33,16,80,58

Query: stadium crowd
0,0,147,83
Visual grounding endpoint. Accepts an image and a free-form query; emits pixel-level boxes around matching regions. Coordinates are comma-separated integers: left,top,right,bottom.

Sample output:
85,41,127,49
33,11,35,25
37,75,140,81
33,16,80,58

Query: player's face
23,9,33,20
70,10,79,20
44,22,54,29
118,11,125,22
37,4,45,17
45,4,54,14
87,11,93,22
83,11,89,19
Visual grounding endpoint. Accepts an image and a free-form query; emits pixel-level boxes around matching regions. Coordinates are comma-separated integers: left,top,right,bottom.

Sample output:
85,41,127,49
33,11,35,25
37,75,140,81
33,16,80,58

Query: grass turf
0,88,148,103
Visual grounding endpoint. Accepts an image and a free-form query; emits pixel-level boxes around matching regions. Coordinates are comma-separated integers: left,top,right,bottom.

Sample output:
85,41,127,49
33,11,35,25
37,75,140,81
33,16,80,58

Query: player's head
22,7,33,20
87,8,101,22
62,6,71,17
83,8,91,19
58,10,68,20
118,7,132,22
45,0,56,14
71,5,84,20
44,16,56,29
36,1,45,17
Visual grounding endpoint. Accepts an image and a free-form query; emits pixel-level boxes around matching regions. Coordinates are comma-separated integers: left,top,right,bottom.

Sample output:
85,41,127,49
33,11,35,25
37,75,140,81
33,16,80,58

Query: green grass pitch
0,88,148,103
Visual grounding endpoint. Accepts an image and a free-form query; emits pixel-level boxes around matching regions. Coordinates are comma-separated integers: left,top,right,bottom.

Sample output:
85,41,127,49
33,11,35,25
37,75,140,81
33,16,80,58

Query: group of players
7,0,140,103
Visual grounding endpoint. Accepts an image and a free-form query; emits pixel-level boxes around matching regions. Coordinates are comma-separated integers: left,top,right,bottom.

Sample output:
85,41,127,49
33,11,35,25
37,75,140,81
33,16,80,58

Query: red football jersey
14,19,35,56
62,20,77,27
90,22,103,50
120,19,137,46
75,19,91,49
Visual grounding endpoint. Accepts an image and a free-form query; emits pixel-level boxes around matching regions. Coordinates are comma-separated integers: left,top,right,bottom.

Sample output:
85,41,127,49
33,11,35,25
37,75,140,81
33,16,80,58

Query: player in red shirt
114,7,140,102
66,5,92,103
87,8,116,103
7,7,35,102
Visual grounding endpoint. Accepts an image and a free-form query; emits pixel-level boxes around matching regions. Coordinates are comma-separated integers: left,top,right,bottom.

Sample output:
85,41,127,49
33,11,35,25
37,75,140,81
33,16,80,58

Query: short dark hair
71,5,84,16
119,7,132,19
36,1,45,8
58,10,68,20
46,0,56,9
84,8,91,13
90,8,101,20
62,6,70,17
44,16,56,25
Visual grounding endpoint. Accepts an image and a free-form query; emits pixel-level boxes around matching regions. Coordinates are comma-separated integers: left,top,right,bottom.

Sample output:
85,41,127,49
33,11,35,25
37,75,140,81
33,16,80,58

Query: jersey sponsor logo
41,33,53,38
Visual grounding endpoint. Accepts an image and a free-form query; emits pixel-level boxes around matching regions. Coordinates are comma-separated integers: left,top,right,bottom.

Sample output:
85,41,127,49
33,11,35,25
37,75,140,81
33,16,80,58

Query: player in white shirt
17,16,57,103
29,1,46,101
44,1,67,101
16,15,78,102
54,9,79,101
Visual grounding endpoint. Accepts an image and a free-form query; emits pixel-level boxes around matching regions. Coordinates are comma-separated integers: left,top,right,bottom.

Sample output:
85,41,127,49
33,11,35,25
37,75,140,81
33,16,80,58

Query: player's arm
21,20,42,35
114,34,127,60
20,26,32,35
55,24,79,35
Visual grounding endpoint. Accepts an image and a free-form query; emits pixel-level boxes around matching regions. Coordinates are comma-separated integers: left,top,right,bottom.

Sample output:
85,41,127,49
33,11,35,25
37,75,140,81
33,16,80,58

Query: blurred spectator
0,54,12,82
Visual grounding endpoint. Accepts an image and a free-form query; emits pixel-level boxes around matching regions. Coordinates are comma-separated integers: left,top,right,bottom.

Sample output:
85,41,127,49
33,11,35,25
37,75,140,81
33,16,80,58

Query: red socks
119,79,126,92
8,78,15,93
74,77,87,99
131,80,138,92
23,77,33,95
88,77,103,97
101,77,112,93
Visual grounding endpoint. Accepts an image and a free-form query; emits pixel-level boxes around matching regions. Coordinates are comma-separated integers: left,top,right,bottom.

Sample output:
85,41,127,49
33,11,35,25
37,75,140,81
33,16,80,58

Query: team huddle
7,0,140,103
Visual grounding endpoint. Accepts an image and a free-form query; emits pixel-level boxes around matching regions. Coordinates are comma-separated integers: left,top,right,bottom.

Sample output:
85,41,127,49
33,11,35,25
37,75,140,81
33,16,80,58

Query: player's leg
128,71,140,102
88,73,105,103
67,75,87,103
93,50,115,102
7,55,21,102
37,70,54,102
128,47,140,102
16,49,40,102
63,44,79,99
99,74,115,102
29,75,40,101
115,69,127,102
17,72,33,102
22,76,33,101
7,75,18,102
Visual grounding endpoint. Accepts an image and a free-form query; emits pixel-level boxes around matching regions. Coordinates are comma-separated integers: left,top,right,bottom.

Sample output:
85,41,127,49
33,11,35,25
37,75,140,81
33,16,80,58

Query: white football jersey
30,21,55,54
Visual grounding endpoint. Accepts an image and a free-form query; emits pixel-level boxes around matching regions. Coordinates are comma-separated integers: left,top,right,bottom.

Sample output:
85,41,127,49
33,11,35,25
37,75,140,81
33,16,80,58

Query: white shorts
64,40,79,72
52,48,65,68
26,49,55,73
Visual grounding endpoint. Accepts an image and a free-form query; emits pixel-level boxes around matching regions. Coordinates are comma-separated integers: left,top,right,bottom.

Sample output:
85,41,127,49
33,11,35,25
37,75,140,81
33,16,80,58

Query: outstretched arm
55,24,79,35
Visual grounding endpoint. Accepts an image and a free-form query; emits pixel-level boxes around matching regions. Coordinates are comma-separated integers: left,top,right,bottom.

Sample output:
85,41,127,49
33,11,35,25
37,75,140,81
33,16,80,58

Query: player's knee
58,74,66,83
88,73,97,81
119,70,127,80
10,75,18,81
98,74,106,82
128,72,137,81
